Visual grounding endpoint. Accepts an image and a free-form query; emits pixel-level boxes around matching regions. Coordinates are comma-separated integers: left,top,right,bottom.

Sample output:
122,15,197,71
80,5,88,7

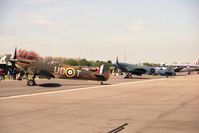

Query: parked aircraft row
1,48,199,86
115,57,176,78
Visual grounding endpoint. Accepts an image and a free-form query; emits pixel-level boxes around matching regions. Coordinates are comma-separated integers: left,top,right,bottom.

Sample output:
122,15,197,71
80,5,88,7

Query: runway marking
0,78,170,100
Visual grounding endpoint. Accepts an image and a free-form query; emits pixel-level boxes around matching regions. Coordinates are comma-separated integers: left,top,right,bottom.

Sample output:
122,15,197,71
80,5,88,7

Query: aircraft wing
172,64,199,72
37,70,55,79
174,66,184,72
171,64,199,68
27,68,55,79
127,68,147,76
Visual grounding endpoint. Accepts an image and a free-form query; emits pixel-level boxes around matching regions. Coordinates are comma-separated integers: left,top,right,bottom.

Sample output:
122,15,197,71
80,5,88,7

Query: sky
0,0,199,64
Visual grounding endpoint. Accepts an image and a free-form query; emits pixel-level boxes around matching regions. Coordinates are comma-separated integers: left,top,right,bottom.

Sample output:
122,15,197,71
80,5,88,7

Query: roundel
187,65,191,70
65,67,76,78
150,68,155,74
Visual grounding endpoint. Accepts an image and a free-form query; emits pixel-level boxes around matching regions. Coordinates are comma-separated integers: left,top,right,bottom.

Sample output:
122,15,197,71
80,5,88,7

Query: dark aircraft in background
115,58,155,78
154,66,176,77
10,48,110,86
115,57,176,78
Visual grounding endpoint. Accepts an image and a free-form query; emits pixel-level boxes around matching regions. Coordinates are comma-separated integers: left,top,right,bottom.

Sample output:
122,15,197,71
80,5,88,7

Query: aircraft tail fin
97,64,106,75
116,56,119,64
195,56,199,65
96,64,110,81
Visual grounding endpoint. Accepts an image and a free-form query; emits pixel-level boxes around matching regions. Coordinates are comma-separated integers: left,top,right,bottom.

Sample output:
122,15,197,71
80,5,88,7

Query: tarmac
0,74,199,133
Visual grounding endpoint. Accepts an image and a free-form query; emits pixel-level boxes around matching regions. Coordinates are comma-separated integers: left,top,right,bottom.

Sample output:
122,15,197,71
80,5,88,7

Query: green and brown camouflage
12,48,110,86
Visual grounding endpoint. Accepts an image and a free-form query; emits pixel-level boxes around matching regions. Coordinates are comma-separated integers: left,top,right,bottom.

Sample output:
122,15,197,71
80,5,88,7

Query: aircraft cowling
130,68,147,76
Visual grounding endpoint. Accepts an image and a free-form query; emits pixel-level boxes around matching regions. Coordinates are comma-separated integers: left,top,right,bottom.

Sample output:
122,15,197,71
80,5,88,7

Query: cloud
24,14,54,27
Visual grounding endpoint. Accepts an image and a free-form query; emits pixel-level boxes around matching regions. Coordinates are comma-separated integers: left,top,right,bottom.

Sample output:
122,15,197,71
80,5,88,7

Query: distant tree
90,60,113,67
107,60,112,64
54,57,65,64
152,63,160,67
88,60,95,66
78,58,91,66
43,56,53,63
142,62,160,67
142,62,152,66
17,49,40,60
43,56,114,67
63,59,78,66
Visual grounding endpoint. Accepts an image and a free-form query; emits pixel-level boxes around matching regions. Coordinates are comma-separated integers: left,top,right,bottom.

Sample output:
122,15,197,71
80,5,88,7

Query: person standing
12,68,17,80
0,68,4,81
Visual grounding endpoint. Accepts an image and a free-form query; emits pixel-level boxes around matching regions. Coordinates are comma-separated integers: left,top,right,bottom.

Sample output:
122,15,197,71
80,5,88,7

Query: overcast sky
0,0,198,64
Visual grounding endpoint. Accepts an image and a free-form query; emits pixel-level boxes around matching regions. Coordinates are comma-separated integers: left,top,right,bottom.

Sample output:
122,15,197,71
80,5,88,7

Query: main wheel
27,80,35,86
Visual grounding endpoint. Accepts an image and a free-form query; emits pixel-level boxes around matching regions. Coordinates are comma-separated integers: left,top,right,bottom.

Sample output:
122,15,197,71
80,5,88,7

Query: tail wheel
27,80,35,86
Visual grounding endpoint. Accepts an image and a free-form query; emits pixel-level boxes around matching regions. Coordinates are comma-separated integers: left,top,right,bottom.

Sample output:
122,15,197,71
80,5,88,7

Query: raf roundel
65,67,76,78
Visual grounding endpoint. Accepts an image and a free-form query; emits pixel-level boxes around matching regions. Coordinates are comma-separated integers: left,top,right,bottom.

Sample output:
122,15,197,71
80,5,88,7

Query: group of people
0,68,25,81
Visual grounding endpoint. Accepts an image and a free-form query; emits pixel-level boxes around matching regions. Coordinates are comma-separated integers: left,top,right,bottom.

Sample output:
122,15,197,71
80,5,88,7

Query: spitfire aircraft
154,66,176,77
161,56,199,74
10,48,110,86
115,57,176,78
115,57,155,78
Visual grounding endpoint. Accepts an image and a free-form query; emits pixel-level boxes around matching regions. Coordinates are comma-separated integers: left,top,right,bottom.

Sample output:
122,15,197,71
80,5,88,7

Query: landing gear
124,73,132,79
27,74,37,86
27,80,36,86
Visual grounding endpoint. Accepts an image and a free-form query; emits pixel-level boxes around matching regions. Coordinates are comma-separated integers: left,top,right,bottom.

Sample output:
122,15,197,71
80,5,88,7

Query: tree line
42,56,113,67
142,62,160,67
41,57,160,67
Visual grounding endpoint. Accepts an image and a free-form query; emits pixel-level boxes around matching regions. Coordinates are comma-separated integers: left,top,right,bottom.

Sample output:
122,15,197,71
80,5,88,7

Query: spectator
8,68,12,79
0,69,4,81
12,68,17,80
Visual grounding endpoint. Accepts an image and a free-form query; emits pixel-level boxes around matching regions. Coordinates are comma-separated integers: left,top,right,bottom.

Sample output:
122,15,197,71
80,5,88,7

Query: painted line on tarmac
0,78,169,100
